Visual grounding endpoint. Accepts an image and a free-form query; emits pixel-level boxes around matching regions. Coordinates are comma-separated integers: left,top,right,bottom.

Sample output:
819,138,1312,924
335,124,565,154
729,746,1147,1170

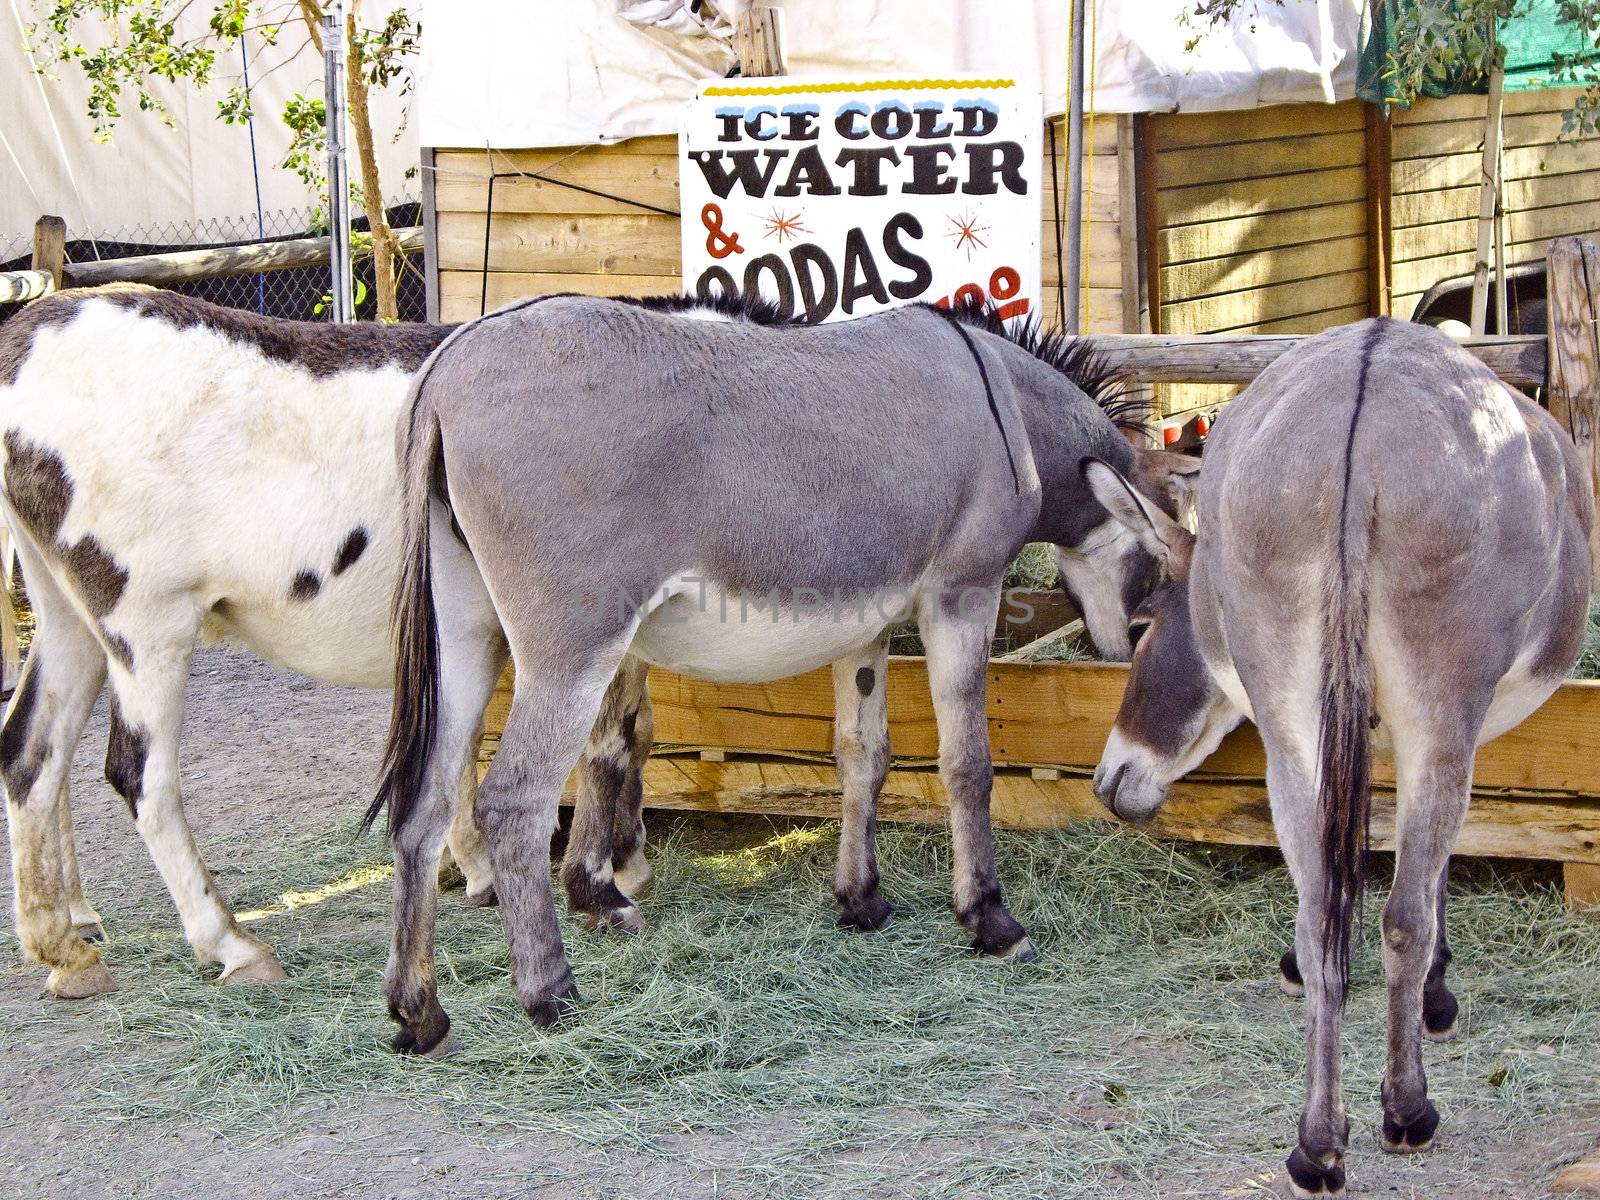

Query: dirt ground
1,643,1597,1200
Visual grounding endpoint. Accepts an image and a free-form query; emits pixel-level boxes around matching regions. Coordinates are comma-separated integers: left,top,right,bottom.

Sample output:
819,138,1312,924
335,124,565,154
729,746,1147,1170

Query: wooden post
31,215,66,291
1470,52,1505,335
1566,863,1600,914
734,0,785,77
1545,236,1600,587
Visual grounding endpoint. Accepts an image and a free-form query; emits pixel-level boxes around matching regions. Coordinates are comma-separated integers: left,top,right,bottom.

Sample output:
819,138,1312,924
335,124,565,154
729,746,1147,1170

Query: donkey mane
630,292,798,325
934,295,1146,434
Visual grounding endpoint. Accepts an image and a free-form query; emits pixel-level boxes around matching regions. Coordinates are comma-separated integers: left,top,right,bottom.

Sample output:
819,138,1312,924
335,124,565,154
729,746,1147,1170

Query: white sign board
679,76,1043,325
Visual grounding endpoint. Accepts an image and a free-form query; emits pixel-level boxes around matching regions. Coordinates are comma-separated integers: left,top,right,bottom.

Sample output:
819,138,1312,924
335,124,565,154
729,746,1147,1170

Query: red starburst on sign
947,210,991,261
762,207,811,244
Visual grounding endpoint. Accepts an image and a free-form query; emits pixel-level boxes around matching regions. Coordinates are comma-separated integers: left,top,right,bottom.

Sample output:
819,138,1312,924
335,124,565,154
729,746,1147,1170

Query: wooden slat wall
434,139,683,323
1392,88,1600,319
1149,101,1372,415
432,124,1127,331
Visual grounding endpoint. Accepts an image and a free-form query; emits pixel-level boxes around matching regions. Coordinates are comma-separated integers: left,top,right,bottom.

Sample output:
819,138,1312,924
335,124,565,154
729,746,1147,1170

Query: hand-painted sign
680,77,1043,325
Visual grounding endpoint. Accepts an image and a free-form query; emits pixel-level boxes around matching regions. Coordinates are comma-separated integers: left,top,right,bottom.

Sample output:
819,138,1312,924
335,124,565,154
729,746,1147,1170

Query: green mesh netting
1358,0,1595,107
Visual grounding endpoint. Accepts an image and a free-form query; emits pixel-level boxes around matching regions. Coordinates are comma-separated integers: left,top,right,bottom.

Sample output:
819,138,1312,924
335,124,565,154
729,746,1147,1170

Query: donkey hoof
1380,1100,1440,1154
388,991,453,1056
584,904,644,936
1285,1146,1345,1197
836,892,893,934
1278,949,1305,998
220,956,289,986
47,962,120,1000
966,906,1030,959
462,886,499,909
74,921,108,944
1000,936,1038,962
1423,989,1459,1041
523,980,582,1029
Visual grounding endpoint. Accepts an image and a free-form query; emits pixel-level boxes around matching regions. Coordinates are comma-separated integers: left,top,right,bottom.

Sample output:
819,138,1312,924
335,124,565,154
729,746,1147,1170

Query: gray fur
1093,318,1592,1194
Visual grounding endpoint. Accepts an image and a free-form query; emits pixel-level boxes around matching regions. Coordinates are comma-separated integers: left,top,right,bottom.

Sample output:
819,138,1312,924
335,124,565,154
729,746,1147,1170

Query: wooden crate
481,657,1600,909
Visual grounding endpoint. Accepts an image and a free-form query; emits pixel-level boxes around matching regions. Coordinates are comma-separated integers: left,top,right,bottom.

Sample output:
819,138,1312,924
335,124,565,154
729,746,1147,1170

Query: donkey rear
1087,318,1591,1196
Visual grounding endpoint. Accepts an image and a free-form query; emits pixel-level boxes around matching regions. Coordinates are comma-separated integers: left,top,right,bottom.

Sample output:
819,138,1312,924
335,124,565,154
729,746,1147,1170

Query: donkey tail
365,386,445,836
1315,329,1381,992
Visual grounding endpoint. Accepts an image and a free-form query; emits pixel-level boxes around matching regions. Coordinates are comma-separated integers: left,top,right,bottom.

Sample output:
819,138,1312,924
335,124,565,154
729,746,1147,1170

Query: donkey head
1081,458,1243,822
1054,448,1200,661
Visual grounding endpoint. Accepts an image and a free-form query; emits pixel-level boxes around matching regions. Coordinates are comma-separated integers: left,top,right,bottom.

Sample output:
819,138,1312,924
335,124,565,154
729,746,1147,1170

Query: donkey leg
386,635,507,1055
4,591,113,998
105,633,281,983
446,738,498,907
1378,739,1472,1155
479,642,632,1028
918,594,1031,960
831,636,892,933
561,654,650,934
1264,745,1352,1199
1421,872,1457,1041
58,796,106,941
609,664,655,901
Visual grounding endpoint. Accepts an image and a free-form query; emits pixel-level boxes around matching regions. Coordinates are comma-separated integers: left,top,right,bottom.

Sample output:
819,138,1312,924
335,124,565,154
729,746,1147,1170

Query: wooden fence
480,235,1600,912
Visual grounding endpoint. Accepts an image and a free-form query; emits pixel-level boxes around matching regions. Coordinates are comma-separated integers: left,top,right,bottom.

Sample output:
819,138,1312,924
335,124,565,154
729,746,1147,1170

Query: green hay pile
14,817,1600,1197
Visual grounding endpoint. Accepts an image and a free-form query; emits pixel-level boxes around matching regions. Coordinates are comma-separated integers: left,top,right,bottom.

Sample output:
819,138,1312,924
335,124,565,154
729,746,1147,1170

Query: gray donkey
369,293,1198,1055
1088,318,1591,1197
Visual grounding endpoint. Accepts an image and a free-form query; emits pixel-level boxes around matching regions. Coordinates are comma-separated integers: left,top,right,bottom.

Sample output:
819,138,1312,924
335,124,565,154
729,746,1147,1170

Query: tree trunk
345,10,399,321
297,0,400,320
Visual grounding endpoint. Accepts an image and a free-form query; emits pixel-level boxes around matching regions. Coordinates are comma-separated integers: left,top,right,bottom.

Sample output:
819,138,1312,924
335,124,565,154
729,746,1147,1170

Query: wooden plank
435,139,679,168
1391,87,1585,125
485,658,1600,797
1394,172,1600,229
31,215,66,290
1041,221,1124,288
1138,114,1162,334
64,227,422,288
1160,201,1366,267
434,159,681,219
1118,113,1144,335
481,753,1600,867
1160,270,1368,334
1093,330,1543,387
1155,131,1365,189
1393,108,1589,158
1565,863,1600,914
1392,238,1555,302
1160,236,1367,306
1393,199,1600,264
439,270,681,320
1393,139,1600,194
437,211,681,277
1159,165,1367,229
1150,102,1362,151
1545,236,1600,586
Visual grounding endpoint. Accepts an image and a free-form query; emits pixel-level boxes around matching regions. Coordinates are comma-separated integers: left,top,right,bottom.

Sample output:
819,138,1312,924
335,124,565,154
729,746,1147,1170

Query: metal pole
323,0,354,323
1064,0,1087,333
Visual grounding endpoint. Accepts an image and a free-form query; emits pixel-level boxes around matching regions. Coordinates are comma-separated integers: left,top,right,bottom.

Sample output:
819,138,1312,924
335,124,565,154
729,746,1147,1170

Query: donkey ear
1134,447,1202,506
1081,457,1191,566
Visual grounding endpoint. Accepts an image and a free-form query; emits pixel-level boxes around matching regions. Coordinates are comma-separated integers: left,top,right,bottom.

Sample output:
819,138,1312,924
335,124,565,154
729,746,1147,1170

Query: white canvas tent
0,2,418,260
418,0,1365,150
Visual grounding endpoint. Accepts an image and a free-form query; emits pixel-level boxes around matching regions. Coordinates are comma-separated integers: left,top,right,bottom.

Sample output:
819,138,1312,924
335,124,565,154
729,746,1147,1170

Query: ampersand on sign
702,203,744,259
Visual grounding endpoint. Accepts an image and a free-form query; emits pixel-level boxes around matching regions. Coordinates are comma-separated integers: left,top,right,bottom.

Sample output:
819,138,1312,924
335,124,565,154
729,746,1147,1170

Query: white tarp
419,0,1366,150
0,3,417,259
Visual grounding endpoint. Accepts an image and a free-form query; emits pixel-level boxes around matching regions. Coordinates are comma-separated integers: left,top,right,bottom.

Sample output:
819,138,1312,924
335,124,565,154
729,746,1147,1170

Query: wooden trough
479,236,1600,912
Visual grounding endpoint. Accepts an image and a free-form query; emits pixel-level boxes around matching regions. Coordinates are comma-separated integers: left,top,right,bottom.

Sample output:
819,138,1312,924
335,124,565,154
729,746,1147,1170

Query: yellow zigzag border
702,78,1016,97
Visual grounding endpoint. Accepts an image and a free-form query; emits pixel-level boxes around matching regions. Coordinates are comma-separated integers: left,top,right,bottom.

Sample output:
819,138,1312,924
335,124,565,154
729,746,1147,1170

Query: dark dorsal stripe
931,308,1023,495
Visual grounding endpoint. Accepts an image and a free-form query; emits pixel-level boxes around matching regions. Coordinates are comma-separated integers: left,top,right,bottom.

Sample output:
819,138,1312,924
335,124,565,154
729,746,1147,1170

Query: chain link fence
0,198,426,324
